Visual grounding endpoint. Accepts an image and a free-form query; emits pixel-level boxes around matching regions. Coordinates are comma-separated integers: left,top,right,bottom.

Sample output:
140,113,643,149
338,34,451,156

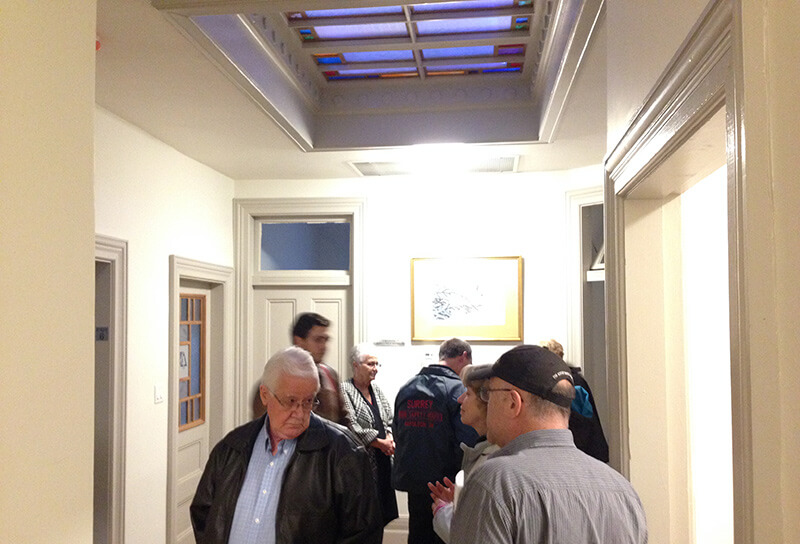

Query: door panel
253,286,350,384
174,287,211,544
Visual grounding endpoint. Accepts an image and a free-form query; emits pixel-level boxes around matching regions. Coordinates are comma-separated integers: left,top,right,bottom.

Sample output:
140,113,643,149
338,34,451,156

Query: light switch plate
154,385,164,404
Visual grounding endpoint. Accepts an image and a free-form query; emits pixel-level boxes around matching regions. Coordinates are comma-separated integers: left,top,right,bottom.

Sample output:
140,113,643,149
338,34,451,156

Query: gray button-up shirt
451,428,647,544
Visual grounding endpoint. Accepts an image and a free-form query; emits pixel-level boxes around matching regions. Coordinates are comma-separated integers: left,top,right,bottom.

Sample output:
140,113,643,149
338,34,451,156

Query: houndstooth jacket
341,379,393,450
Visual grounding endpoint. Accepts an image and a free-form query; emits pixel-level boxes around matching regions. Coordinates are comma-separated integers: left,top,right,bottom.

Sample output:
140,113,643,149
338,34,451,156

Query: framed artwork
411,256,523,342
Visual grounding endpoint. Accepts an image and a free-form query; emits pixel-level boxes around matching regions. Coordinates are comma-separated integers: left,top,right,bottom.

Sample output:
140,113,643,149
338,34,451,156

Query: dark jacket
569,367,610,462
392,364,479,493
190,412,382,544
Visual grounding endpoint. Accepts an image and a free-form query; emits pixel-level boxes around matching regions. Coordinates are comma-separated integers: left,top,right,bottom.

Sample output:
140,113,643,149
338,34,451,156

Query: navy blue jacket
392,365,479,493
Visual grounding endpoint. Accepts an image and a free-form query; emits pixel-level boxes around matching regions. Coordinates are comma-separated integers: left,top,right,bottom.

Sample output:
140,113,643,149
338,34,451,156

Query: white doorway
234,198,366,410
167,257,234,544
94,235,127,544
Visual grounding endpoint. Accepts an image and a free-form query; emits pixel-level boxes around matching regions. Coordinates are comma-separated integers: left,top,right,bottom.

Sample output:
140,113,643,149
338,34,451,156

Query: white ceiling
95,0,608,180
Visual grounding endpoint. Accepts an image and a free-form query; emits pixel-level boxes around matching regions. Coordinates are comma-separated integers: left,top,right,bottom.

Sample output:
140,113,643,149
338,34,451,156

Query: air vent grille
349,156,518,176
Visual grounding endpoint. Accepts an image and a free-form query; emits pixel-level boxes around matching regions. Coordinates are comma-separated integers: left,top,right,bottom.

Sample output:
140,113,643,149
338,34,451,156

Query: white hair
261,346,320,391
349,342,376,368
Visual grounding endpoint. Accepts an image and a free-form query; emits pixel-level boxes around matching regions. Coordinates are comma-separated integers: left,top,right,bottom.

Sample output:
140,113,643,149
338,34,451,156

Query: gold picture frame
411,256,523,342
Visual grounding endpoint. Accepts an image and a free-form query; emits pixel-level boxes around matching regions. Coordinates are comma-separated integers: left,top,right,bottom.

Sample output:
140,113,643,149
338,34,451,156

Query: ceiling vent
349,156,519,176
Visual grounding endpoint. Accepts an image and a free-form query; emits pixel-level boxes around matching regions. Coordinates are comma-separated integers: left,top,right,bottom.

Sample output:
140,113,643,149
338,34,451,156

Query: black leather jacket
190,413,382,544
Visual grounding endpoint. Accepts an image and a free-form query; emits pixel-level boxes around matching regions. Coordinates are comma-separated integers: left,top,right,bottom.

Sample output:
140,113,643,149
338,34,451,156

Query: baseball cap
488,345,575,408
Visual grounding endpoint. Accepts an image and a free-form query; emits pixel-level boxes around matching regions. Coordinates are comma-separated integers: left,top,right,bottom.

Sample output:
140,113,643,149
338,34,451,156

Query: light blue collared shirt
228,418,297,544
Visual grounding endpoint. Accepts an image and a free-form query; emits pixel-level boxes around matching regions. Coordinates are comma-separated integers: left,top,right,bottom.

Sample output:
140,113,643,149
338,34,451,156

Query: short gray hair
439,338,471,360
261,346,320,392
350,343,375,368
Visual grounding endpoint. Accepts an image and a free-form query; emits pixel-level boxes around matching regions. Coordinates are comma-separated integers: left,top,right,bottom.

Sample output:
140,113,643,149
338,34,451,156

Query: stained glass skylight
276,0,536,82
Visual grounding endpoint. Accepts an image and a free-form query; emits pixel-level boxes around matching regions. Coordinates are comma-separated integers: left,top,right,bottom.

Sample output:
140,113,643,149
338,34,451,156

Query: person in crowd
427,364,499,543
190,346,382,544
291,312,349,425
450,345,647,543
341,343,399,533
393,338,479,544
540,338,609,461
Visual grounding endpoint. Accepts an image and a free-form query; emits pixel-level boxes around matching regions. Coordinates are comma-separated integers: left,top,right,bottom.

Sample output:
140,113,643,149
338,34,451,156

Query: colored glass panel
191,324,201,395
342,50,414,62
429,62,508,71
412,0,514,13
416,16,512,35
315,55,343,65
303,6,403,18
180,401,187,426
314,22,407,40
484,66,521,72
337,67,417,76
422,45,495,59
180,298,188,321
498,44,525,55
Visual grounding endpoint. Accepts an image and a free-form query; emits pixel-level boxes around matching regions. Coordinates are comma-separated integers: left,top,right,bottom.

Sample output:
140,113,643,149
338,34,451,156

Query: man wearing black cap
450,345,647,544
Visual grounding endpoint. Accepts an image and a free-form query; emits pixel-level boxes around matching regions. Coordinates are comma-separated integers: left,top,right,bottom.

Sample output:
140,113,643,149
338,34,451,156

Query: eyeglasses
479,386,515,403
268,389,320,412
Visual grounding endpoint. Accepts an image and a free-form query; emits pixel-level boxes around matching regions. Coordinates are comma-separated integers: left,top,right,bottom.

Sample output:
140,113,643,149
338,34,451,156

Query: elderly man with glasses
450,345,648,544
191,346,382,544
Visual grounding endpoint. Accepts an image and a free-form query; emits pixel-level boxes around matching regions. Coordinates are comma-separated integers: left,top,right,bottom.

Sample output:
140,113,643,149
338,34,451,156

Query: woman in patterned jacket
341,344,399,532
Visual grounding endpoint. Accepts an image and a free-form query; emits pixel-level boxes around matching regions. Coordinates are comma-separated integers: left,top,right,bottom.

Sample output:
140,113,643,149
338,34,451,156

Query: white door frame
167,256,235,543
234,197,366,424
604,0,753,541
94,234,128,544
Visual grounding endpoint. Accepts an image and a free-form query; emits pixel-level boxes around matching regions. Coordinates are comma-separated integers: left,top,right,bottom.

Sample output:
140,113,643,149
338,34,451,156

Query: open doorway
622,107,732,543
94,235,127,544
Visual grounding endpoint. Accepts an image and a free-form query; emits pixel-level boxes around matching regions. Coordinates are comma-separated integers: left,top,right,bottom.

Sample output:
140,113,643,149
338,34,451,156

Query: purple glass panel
416,16,511,35
343,50,414,62
180,401,187,426
428,62,507,71
337,66,417,75
422,45,495,59
304,6,403,17
314,22,408,40
412,0,514,12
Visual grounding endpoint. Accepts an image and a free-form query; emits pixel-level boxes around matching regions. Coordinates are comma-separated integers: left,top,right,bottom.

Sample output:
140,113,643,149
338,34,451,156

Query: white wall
0,3,97,543
605,0,708,151
237,165,603,398
94,107,234,543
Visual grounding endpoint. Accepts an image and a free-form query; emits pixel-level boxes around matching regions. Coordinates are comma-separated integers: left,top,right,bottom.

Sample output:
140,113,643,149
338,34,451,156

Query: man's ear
508,390,525,418
259,384,270,406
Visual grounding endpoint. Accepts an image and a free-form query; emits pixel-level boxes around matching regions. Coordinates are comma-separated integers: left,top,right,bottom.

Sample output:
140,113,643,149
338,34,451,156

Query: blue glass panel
483,66,522,72
314,22,407,40
304,6,403,17
180,380,189,400
337,67,417,76
180,401,187,426
194,299,201,320
412,0,514,12
430,62,507,71
316,56,343,64
343,50,414,62
261,222,350,271
422,45,495,59
416,16,512,35
180,298,188,321
191,324,201,396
